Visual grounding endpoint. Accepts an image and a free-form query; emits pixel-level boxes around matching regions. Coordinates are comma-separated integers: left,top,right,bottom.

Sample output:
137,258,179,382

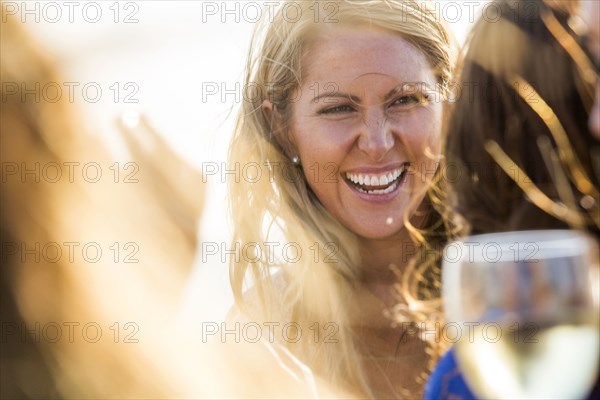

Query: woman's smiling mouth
343,163,411,196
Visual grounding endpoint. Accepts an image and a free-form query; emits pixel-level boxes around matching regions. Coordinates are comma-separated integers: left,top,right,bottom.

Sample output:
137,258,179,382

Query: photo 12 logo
399,321,540,344
1,2,140,24
201,321,339,344
1,162,139,184
201,241,339,264
200,1,339,24
1,241,140,264
1,321,140,344
1,81,140,104
443,240,540,263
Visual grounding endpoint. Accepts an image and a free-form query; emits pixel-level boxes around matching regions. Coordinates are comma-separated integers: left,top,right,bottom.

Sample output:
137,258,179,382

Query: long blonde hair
228,0,457,395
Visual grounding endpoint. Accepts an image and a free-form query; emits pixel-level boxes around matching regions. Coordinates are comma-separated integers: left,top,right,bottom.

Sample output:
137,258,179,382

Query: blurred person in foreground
426,0,600,398
0,8,349,399
227,0,462,398
0,7,203,397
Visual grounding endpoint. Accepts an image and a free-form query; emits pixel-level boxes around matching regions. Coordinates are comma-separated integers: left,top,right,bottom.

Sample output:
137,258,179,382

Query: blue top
424,347,600,400
423,348,476,400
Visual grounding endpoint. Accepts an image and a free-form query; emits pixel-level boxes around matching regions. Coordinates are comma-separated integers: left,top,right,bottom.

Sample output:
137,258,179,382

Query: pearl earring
291,156,300,165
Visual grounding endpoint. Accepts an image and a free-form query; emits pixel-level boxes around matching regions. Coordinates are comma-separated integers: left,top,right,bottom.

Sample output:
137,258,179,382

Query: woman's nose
357,111,394,161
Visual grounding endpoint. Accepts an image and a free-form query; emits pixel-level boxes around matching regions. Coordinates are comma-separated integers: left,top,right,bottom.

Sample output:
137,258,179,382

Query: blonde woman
227,0,458,397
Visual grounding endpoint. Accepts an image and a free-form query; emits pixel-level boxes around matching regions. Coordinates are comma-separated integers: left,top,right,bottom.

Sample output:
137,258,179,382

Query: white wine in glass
443,230,600,399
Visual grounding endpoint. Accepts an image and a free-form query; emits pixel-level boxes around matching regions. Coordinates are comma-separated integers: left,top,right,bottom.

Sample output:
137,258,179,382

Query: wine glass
442,230,600,399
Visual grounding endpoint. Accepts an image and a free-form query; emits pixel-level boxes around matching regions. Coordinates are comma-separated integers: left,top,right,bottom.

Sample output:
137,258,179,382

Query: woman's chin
350,222,407,242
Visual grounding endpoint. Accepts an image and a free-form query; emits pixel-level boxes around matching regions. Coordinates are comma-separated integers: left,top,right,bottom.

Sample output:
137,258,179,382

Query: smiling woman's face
289,26,443,240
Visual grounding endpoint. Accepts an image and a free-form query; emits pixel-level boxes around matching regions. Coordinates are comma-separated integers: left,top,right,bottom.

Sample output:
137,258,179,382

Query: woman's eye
318,105,355,115
391,94,426,107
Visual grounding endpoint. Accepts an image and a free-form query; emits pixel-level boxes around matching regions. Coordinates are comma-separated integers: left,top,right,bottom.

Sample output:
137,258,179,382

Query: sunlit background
20,0,490,324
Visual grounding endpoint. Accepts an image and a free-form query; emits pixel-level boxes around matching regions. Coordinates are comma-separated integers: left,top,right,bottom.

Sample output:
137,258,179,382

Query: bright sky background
19,0,490,322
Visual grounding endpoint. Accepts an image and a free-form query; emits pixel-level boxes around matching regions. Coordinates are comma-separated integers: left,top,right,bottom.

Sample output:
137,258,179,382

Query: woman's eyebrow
383,82,433,101
311,82,434,104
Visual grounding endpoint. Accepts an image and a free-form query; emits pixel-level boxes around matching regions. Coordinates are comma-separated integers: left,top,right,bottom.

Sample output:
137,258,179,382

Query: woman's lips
343,163,410,200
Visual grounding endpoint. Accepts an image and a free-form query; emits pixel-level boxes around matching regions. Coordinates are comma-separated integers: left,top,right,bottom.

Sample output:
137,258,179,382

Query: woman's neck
359,218,422,272
353,229,429,400
357,210,429,306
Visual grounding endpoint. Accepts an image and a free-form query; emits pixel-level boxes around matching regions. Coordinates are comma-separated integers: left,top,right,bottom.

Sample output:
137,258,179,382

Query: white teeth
344,165,409,195
345,166,407,188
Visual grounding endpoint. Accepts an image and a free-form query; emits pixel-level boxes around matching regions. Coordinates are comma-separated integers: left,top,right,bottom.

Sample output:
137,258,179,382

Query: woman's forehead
300,26,435,87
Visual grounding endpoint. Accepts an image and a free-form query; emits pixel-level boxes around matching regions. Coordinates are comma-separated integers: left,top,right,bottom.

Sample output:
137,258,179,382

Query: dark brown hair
444,0,599,235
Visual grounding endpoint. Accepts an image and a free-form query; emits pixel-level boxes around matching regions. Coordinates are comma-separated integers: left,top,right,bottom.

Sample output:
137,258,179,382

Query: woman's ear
261,99,298,160
261,99,281,139
261,99,274,123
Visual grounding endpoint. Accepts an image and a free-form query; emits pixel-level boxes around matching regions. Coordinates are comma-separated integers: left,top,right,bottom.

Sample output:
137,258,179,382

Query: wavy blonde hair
228,0,457,396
